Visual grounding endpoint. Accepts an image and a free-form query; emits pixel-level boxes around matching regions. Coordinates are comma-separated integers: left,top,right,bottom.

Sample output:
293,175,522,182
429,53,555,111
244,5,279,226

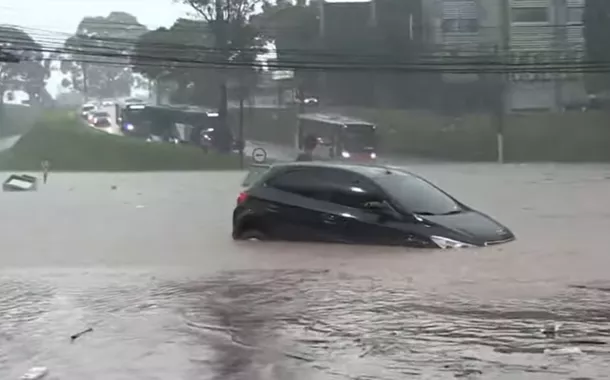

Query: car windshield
375,172,461,215
94,112,109,117
82,106,95,111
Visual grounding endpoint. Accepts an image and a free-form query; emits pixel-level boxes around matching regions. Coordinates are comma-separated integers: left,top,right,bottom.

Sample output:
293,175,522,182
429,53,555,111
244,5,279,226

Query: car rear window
94,112,109,117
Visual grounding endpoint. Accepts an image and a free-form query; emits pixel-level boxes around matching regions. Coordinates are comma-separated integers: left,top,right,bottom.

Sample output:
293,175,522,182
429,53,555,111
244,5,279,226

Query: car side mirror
364,201,396,219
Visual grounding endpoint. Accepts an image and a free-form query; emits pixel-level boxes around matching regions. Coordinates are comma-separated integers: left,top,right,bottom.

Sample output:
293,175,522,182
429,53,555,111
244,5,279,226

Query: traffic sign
251,147,267,163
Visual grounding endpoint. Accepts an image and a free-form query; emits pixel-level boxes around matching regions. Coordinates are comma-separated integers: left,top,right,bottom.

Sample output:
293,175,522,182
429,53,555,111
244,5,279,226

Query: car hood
421,211,513,244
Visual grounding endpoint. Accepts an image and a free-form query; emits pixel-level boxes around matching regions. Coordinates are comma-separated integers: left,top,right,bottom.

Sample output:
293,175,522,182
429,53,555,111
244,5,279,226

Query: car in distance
233,162,515,248
89,111,112,127
80,103,96,119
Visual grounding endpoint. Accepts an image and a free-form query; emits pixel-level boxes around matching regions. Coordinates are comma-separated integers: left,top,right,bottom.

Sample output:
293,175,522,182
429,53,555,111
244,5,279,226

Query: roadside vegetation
0,110,241,171
233,107,610,162
0,104,41,138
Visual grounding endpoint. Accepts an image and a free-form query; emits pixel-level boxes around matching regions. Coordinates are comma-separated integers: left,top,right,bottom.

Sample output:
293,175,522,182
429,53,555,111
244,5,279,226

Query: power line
2,42,608,74
1,22,588,61
0,28,591,68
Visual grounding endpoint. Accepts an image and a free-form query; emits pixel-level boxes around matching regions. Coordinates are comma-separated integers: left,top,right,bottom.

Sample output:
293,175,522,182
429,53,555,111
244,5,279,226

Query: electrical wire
0,23,588,62
1,43,605,75
0,30,591,70
0,17,602,73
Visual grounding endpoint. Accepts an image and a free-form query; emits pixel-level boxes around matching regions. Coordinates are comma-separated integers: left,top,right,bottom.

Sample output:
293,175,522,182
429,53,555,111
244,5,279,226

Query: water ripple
0,269,609,379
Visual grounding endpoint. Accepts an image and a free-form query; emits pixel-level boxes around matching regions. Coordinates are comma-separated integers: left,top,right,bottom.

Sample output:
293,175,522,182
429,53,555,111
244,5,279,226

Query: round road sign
252,147,267,163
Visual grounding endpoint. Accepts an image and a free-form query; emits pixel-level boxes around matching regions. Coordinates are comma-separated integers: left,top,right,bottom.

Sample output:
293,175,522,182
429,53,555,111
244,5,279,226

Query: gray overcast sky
0,0,191,36
0,0,368,38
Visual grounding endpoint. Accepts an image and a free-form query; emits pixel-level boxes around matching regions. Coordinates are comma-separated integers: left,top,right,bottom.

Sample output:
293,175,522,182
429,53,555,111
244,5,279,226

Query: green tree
254,0,320,95
180,0,265,121
60,12,147,99
584,0,610,95
132,18,217,104
0,26,49,106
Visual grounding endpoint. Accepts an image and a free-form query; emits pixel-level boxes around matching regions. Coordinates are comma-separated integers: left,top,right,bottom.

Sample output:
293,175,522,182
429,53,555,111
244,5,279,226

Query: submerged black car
233,162,515,248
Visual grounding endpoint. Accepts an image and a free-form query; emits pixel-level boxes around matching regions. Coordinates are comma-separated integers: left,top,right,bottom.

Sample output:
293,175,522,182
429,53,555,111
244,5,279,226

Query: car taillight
237,192,248,205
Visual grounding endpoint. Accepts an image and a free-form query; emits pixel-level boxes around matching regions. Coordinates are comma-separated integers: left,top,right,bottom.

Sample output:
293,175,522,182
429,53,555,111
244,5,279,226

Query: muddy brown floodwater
1,164,610,379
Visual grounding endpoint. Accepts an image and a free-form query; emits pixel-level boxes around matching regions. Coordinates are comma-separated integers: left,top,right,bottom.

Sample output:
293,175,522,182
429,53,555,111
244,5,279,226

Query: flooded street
1,164,610,379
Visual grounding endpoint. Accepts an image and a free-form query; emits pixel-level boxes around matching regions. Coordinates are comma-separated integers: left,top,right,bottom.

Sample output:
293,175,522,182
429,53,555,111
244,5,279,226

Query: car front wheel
234,229,268,241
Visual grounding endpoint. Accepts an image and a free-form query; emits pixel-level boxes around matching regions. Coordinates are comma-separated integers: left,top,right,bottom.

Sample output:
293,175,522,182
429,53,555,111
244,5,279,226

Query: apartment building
425,0,586,110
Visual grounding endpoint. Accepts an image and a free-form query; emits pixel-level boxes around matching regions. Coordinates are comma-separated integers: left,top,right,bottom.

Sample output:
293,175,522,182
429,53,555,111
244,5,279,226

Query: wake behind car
233,162,515,248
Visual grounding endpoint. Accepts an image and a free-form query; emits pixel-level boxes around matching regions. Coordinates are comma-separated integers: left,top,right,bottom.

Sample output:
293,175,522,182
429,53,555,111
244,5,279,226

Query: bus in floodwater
296,113,377,161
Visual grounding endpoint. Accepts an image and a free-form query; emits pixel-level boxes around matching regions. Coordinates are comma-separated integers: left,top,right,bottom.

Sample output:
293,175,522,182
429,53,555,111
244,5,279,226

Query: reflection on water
0,269,609,379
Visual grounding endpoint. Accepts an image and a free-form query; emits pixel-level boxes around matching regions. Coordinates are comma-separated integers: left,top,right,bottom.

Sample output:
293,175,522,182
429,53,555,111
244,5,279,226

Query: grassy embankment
0,109,241,171
0,104,41,138
231,107,610,162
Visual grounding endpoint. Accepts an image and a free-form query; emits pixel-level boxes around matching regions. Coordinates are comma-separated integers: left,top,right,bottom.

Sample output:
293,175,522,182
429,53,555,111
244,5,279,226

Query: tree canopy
0,26,50,104
132,1,265,106
254,0,426,107
60,12,147,99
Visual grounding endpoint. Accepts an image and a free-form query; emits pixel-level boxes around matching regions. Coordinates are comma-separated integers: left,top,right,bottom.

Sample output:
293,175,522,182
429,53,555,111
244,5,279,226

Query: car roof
298,113,374,126
268,161,411,179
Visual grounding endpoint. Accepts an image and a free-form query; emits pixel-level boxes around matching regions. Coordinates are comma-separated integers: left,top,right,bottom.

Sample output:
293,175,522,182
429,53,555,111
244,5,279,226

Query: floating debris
71,327,93,341
20,366,48,380
544,347,583,356
541,322,563,338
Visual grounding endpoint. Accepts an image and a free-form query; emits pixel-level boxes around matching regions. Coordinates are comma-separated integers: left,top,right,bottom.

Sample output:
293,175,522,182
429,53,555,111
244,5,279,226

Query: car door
327,188,412,246
263,168,339,242
296,168,405,245
308,171,420,246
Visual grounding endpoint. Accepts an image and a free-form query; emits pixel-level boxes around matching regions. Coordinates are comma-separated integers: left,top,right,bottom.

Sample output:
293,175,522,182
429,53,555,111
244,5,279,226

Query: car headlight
370,152,377,159
341,151,350,158
126,123,134,131
430,236,476,249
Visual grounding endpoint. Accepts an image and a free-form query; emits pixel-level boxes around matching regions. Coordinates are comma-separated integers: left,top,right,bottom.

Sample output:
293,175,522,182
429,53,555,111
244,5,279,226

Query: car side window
267,169,330,202
317,168,386,209
328,189,384,209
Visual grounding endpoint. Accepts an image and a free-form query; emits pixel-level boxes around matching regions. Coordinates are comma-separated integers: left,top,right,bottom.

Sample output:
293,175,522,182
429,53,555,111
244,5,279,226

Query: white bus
296,113,378,161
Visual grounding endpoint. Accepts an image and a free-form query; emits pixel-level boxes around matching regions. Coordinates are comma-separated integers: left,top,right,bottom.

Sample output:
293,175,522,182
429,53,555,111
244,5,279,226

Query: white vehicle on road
80,103,96,119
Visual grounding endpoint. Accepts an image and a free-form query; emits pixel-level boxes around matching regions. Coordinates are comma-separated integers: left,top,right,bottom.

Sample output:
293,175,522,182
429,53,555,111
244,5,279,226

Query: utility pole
215,0,230,153
238,70,245,168
496,0,510,164
318,0,327,103
82,63,89,103
369,0,378,107
553,0,566,110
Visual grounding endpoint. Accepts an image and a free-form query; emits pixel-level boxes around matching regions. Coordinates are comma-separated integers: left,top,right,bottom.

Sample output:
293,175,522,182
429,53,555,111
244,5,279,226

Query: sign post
251,147,267,164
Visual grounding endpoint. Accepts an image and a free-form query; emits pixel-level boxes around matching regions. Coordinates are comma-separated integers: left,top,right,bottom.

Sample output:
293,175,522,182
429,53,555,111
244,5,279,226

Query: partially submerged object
3,174,38,192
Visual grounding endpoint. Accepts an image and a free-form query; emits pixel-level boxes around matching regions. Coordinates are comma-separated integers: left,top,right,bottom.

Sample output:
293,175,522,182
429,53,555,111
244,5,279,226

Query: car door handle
322,214,337,224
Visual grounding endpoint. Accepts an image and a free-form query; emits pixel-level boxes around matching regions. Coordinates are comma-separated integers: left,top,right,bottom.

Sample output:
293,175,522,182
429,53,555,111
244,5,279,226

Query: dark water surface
1,165,610,379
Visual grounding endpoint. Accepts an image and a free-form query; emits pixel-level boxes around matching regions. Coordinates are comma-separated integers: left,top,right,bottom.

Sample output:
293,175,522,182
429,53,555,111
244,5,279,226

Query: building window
511,7,549,23
567,7,583,24
442,19,478,33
